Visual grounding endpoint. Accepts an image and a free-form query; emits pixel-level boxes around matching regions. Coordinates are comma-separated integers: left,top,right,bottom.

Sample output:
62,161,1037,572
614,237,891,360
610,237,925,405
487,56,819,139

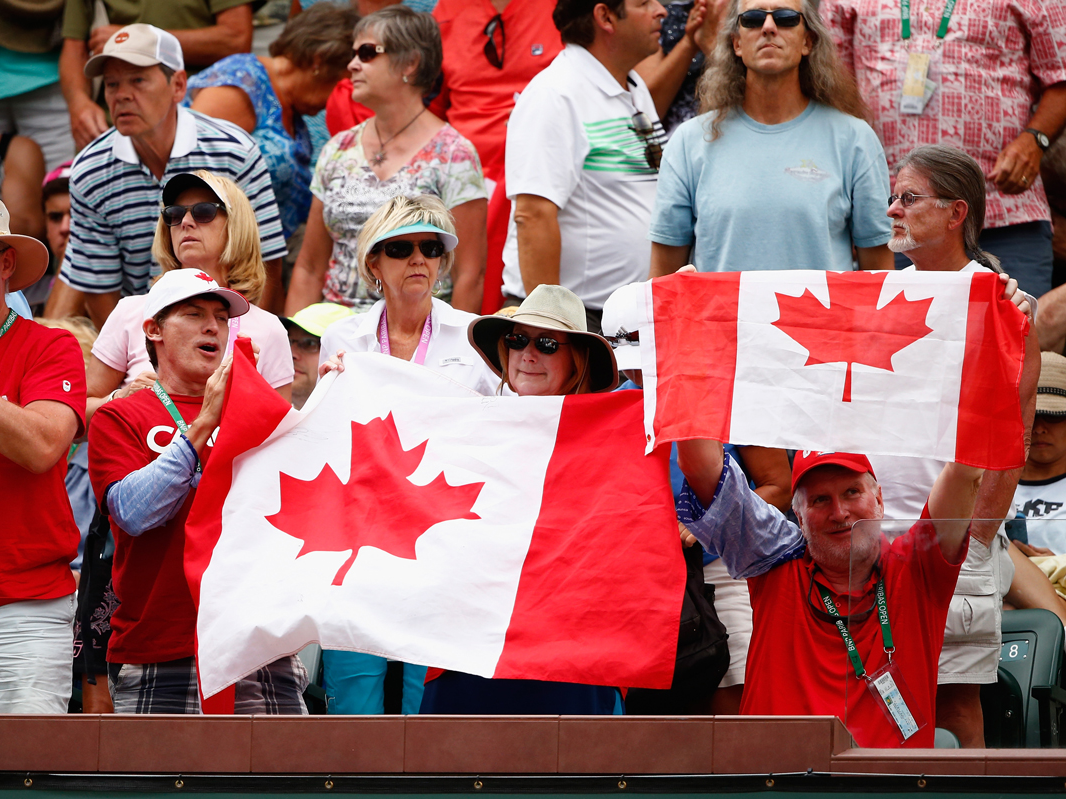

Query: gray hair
696,0,867,140
897,145,1002,272
352,5,442,94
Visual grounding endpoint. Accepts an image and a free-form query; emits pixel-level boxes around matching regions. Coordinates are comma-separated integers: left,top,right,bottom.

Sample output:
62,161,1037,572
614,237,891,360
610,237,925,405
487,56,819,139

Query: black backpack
625,541,730,714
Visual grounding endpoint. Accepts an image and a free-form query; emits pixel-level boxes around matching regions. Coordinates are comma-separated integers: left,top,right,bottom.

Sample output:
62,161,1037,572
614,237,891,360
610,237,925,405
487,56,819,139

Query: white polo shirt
502,44,660,311
320,298,501,397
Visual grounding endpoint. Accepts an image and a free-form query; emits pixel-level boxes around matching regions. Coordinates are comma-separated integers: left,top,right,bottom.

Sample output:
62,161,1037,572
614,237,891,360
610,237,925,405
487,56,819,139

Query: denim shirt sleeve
105,435,202,536
676,454,806,579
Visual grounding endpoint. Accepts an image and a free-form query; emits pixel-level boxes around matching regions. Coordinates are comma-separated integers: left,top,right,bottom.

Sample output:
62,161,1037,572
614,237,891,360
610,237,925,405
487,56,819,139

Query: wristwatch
1025,127,1050,152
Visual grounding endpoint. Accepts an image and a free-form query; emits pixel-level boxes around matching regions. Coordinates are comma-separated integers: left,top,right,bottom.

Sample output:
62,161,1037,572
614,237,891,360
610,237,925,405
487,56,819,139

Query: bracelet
106,389,121,403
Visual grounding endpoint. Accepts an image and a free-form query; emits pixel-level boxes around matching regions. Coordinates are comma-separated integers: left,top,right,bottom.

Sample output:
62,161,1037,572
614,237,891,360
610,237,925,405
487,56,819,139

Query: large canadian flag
185,342,684,702
636,270,1028,468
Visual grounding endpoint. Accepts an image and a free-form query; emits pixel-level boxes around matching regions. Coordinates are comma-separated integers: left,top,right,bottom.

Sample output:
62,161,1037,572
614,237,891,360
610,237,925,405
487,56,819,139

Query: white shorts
703,557,753,688
938,530,1014,685
0,593,75,713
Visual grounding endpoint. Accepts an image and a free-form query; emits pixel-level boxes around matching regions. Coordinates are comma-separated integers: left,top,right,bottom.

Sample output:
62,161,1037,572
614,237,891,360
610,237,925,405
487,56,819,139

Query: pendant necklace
371,107,427,166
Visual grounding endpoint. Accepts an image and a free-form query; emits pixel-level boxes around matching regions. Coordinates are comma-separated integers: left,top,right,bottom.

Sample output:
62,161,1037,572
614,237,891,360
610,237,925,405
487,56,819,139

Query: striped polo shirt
61,107,287,296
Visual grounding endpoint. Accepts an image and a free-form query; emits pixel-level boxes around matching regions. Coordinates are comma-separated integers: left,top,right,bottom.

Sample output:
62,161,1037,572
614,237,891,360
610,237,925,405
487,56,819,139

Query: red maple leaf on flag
264,413,484,586
772,271,933,402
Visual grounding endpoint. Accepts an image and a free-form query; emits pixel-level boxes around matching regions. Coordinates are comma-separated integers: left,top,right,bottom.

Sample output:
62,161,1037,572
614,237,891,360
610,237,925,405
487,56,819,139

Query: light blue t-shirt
648,102,892,273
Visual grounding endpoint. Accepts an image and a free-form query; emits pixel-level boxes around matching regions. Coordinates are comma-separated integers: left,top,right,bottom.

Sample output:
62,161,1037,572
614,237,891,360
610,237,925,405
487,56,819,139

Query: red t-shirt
742,522,966,748
88,389,212,664
0,316,85,606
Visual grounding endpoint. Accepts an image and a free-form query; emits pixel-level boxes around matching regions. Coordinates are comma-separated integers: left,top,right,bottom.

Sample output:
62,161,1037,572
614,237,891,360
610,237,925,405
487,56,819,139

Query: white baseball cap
143,269,250,322
600,282,645,371
84,24,184,78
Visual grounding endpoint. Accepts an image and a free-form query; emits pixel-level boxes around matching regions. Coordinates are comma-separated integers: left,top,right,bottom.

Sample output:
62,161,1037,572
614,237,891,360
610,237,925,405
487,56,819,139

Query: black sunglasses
738,8,805,27
353,42,386,63
630,112,664,171
162,202,225,227
373,239,446,259
483,14,505,69
503,332,570,355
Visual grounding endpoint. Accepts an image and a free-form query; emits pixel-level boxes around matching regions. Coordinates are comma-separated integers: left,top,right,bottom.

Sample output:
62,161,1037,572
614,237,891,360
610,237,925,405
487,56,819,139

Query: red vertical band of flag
651,273,741,444
955,274,1028,469
492,390,684,689
186,339,294,713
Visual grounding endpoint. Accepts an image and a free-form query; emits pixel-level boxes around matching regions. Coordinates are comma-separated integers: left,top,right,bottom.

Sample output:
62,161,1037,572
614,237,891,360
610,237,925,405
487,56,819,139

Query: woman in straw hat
84,170,293,425
412,284,622,715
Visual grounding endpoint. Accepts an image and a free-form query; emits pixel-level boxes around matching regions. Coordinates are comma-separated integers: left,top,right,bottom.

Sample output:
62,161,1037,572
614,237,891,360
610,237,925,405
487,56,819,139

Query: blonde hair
495,329,593,396
35,316,98,369
697,0,868,140
152,169,266,304
357,194,456,289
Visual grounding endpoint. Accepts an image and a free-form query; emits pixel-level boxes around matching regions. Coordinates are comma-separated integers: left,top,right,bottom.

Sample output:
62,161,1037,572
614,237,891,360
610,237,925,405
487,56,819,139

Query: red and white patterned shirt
822,0,1066,229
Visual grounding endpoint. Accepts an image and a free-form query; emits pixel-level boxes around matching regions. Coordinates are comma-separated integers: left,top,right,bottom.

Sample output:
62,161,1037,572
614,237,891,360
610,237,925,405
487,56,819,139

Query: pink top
92,294,294,389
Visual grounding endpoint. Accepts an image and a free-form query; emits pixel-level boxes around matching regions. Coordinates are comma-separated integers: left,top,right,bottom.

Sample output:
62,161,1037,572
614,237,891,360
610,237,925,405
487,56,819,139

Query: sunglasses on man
503,332,570,355
161,202,225,227
738,8,805,28
353,43,386,63
372,239,447,259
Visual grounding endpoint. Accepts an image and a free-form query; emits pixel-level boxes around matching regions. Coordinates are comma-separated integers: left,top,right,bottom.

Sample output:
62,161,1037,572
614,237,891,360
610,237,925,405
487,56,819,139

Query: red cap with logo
791,451,876,492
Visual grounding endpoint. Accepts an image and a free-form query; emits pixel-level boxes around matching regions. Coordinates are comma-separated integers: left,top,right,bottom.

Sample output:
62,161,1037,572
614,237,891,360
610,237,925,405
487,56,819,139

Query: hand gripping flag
185,341,685,702
635,270,1028,468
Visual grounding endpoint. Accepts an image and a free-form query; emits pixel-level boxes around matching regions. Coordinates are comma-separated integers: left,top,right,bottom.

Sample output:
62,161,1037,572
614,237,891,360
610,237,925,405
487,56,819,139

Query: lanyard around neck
0,308,17,340
379,307,432,366
152,380,201,473
816,578,894,681
901,0,957,40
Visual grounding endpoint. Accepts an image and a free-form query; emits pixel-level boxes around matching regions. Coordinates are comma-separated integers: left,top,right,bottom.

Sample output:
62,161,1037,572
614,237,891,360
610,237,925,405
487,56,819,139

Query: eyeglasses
161,202,225,226
738,8,805,27
46,210,70,224
483,14,505,69
289,336,321,354
630,112,665,171
373,239,446,259
353,43,386,63
888,192,940,207
503,332,570,355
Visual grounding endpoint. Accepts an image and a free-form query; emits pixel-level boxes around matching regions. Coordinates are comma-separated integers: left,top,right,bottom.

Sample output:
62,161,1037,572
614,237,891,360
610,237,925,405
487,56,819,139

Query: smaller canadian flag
635,270,1028,469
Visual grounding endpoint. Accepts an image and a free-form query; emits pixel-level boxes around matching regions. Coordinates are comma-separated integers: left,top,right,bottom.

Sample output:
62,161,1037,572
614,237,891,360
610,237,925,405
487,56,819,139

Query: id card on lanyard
817,578,926,743
899,0,957,114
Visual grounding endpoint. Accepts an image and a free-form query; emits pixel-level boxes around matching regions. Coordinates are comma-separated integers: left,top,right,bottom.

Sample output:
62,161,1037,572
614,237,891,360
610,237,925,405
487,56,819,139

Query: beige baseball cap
0,201,49,292
84,24,184,79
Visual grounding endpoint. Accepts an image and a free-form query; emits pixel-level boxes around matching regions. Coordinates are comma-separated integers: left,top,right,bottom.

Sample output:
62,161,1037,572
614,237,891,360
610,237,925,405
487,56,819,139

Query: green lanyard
152,380,201,473
0,308,17,340
901,0,957,41
816,578,894,681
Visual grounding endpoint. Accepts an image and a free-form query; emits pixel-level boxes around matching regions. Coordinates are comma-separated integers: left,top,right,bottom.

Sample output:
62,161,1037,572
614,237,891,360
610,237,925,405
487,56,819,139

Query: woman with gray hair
286,5,489,316
648,0,894,278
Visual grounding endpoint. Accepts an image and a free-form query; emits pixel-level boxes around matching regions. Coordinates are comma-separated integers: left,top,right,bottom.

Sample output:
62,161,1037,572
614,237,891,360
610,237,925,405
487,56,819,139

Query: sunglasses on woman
161,202,225,227
353,43,386,63
373,239,446,259
738,8,805,27
503,332,570,355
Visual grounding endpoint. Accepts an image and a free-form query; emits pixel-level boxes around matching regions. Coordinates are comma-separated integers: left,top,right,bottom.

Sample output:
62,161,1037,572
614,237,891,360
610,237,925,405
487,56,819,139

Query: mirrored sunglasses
162,202,225,226
738,8,805,27
503,332,570,355
373,239,446,259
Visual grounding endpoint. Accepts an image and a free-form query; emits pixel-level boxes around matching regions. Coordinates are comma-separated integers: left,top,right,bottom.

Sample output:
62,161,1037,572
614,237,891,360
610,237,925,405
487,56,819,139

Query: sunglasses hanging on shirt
738,8,805,27
483,14,505,69
630,112,666,171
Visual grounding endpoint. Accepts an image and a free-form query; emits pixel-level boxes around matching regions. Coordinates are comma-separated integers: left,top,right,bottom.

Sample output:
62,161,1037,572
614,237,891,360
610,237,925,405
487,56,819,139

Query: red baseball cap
791,451,876,492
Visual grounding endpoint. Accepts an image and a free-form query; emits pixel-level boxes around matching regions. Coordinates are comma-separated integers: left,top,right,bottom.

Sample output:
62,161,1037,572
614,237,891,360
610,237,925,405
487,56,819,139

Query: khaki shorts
703,557,753,688
938,531,1014,685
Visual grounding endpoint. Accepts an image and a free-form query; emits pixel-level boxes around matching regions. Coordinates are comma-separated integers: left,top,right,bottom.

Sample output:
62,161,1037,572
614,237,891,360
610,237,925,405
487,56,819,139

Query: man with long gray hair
870,143,1055,748
648,0,893,278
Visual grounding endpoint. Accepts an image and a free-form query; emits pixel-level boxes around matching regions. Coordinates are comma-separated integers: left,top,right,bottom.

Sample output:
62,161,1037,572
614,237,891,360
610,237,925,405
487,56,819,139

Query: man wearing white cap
0,200,87,713
87,269,308,713
51,23,286,326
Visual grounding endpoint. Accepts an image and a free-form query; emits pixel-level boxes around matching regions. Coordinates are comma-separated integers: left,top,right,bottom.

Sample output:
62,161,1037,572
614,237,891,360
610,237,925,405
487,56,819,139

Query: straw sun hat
1037,351,1066,417
468,284,618,393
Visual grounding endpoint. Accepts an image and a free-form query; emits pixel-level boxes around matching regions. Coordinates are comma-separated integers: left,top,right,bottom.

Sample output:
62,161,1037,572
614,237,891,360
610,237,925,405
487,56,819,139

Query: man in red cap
675,442,983,748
